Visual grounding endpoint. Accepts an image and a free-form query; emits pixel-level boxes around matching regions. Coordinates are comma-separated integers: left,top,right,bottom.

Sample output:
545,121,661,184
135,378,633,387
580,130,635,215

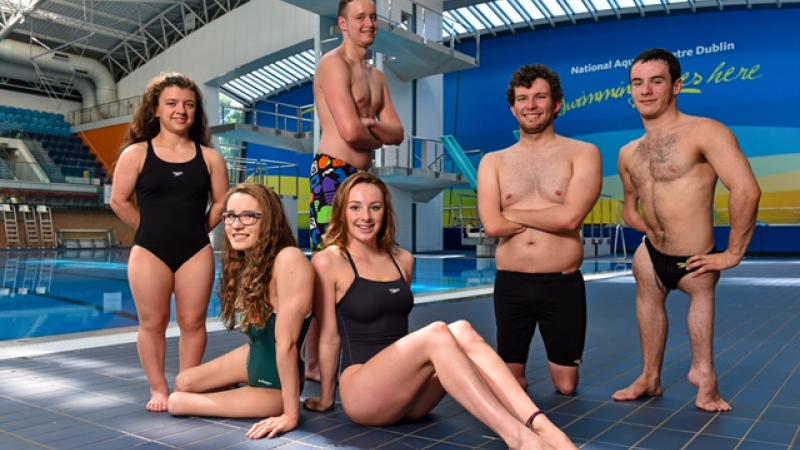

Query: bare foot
688,369,731,412
145,389,169,412
612,376,662,402
531,415,577,449
511,427,554,450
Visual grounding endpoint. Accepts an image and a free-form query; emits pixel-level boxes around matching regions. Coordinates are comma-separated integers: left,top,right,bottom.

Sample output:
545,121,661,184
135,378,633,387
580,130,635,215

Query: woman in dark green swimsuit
168,183,313,440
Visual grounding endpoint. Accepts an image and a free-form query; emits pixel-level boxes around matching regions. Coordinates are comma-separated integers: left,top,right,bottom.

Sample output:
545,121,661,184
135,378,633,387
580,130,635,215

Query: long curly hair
322,172,397,253
220,183,297,332
120,72,209,150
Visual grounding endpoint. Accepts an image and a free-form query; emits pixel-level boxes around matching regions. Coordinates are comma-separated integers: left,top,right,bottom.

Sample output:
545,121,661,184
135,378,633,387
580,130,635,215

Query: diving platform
373,136,468,202
282,0,479,81
375,24,478,82
210,123,313,153
371,165,465,202
210,102,314,153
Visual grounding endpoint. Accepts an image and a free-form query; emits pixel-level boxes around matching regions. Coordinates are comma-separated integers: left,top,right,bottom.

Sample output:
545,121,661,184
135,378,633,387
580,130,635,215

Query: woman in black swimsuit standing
305,173,575,450
111,73,229,412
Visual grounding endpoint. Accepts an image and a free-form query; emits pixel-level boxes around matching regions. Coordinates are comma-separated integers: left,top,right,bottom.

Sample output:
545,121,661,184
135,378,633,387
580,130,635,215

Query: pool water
0,249,631,341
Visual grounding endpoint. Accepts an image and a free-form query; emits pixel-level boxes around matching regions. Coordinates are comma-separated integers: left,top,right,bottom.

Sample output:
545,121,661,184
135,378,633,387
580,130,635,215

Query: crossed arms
477,146,603,238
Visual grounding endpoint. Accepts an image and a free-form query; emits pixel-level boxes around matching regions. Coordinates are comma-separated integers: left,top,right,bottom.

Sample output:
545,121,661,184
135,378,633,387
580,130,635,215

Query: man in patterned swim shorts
309,0,404,250
309,154,358,250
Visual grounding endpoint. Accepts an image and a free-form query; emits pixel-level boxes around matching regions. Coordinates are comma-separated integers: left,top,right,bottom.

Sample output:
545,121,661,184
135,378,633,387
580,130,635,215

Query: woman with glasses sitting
168,183,313,440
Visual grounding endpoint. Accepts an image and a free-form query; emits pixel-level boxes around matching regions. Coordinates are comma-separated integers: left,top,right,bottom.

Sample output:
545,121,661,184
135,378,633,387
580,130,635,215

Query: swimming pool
0,249,631,341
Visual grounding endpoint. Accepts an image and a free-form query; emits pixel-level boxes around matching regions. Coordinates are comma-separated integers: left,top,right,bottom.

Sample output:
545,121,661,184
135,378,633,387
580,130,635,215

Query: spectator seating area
0,105,107,181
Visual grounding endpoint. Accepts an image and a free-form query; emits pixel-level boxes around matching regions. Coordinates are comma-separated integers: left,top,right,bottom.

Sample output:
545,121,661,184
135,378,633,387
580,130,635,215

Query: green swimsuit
246,315,311,389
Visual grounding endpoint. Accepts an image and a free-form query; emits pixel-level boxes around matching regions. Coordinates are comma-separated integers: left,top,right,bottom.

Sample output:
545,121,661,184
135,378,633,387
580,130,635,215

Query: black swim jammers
493,270,586,367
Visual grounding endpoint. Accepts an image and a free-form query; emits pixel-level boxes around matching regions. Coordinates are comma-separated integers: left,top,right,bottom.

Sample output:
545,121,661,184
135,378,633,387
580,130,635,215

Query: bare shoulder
115,142,147,173
619,136,644,159
275,246,312,271
480,145,514,168
392,247,413,266
119,141,147,161
560,136,600,157
311,246,346,272
479,150,498,168
370,66,387,83
200,146,225,164
318,49,349,76
200,145,221,158
392,247,414,278
686,115,731,135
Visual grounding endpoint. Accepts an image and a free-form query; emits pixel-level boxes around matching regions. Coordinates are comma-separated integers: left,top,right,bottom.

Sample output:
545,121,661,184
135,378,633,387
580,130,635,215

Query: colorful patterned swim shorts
309,153,359,250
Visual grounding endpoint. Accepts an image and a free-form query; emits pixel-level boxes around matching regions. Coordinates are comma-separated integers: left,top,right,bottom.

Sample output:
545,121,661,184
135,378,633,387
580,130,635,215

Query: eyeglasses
221,211,262,226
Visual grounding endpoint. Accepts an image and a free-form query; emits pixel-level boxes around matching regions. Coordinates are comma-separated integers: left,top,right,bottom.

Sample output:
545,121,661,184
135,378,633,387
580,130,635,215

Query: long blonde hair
220,184,296,331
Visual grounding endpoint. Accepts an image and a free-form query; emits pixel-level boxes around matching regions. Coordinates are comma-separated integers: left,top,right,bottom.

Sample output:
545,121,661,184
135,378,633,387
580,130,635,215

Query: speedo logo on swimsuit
257,379,272,386
172,171,184,177
388,288,400,294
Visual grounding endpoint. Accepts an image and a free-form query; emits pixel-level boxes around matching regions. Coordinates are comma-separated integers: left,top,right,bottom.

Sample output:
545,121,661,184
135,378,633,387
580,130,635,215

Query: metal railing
585,194,623,238
0,185,105,210
0,159,105,183
220,101,314,136
383,0,480,61
225,156,300,198
66,96,140,125
714,206,800,225
376,135,455,171
453,191,483,234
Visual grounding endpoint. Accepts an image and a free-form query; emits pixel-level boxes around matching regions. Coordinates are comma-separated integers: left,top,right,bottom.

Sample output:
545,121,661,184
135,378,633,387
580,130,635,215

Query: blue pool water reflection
0,249,631,341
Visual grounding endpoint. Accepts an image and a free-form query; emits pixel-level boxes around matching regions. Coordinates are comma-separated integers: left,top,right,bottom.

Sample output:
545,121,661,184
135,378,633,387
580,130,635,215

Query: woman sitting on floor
168,183,313,440
304,172,575,450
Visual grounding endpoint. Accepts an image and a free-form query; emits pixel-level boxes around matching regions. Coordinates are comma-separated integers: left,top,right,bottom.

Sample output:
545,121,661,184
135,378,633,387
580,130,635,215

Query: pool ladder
0,204,21,248
0,204,57,248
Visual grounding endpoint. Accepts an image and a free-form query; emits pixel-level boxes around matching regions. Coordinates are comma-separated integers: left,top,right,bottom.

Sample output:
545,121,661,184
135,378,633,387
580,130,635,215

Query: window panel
226,80,259,100
454,7,488,30
475,3,505,26
515,0,546,19
563,0,589,13
495,0,525,23
274,61,304,80
262,66,294,84
540,0,566,16
241,74,270,92
588,0,614,11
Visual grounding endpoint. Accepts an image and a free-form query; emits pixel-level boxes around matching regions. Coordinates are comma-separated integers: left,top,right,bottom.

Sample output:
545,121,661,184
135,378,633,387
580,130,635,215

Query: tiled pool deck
1,259,798,449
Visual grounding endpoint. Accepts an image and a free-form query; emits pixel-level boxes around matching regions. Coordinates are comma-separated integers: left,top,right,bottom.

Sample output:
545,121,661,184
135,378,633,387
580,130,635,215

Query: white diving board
281,0,479,81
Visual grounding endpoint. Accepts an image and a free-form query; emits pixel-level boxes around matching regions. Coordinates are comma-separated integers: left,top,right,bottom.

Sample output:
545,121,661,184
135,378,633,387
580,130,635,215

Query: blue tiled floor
1,259,799,448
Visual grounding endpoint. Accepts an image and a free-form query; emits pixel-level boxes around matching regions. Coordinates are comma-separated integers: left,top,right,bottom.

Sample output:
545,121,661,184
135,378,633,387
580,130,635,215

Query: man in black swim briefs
478,64,603,395
613,49,760,412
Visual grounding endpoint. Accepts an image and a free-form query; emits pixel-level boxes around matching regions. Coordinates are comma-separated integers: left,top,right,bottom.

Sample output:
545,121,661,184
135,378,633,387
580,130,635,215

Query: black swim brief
493,270,586,367
643,237,716,291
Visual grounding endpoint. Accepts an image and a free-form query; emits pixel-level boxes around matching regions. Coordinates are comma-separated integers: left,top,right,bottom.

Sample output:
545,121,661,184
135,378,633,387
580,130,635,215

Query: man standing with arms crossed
306,0,404,381
478,65,602,395
612,49,760,411
310,0,404,251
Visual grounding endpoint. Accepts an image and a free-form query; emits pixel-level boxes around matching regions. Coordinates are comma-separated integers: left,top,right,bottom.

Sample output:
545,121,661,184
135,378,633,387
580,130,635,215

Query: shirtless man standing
306,0,404,381
612,49,760,412
310,0,404,251
478,65,602,395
